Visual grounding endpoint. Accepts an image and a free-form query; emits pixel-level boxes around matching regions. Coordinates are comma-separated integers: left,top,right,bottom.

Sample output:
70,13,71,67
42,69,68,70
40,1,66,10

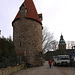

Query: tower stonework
12,0,43,66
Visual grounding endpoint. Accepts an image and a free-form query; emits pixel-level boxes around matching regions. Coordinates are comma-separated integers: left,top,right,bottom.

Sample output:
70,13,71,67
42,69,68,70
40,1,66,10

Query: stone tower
58,34,66,50
12,0,43,66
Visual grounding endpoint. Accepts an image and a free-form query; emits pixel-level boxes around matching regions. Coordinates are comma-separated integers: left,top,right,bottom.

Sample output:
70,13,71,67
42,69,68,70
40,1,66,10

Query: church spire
59,34,66,50
59,34,66,44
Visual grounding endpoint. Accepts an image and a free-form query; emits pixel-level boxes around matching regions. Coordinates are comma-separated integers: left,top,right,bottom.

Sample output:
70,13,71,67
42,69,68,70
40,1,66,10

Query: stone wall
0,64,24,75
13,18,42,66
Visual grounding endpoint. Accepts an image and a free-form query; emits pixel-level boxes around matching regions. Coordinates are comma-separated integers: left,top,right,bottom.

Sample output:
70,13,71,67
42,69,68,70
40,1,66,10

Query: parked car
53,55,70,66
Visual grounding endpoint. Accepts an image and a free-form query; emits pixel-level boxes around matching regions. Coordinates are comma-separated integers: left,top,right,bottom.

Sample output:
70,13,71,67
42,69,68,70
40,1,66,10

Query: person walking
48,59,52,68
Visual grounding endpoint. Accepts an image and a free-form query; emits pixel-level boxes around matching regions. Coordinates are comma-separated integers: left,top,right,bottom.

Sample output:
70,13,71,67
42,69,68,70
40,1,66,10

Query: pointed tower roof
13,0,42,24
59,34,66,45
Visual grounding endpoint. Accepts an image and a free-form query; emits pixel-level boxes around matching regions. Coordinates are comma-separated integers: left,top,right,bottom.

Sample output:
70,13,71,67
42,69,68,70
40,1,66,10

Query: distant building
45,34,75,60
12,0,43,66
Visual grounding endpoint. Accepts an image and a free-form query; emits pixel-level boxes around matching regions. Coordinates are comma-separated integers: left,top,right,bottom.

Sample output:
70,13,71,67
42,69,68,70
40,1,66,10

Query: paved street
12,61,75,75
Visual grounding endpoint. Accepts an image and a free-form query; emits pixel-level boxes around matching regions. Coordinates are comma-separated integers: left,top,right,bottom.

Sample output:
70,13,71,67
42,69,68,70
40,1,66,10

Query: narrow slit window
20,41,21,46
25,8,27,16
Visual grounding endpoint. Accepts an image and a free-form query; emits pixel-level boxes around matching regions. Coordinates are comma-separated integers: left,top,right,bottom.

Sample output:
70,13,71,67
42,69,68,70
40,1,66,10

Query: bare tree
42,27,58,53
66,41,75,49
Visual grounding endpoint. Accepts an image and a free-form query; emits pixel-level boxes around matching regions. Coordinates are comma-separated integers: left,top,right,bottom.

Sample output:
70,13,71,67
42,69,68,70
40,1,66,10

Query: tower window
40,18,42,20
25,8,27,16
20,41,21,46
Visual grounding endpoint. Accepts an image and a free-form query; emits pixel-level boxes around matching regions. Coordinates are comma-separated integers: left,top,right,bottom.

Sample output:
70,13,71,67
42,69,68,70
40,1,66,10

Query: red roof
15,10,20,19
14,0,41,23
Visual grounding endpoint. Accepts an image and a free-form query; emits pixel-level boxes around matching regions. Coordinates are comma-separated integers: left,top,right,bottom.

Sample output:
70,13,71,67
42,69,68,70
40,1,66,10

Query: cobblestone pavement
12,61,75,75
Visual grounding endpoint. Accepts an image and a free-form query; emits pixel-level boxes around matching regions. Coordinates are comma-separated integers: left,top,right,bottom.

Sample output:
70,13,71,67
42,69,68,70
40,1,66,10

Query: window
20,41,21,46
25,8,27,16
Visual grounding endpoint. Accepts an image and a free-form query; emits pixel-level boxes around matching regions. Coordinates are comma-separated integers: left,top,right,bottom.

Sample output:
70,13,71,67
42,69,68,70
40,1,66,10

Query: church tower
12,0,43,66
58,34,66,50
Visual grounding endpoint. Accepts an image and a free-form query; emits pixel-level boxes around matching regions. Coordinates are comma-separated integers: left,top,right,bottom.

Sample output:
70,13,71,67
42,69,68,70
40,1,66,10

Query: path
12,61,75,75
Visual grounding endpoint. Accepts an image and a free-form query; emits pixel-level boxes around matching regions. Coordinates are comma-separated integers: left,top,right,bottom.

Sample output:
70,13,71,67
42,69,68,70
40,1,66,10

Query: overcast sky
0,0,75,41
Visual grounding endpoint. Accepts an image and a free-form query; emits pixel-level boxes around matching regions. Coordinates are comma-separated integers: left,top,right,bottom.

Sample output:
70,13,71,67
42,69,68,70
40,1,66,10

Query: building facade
12,0,43,66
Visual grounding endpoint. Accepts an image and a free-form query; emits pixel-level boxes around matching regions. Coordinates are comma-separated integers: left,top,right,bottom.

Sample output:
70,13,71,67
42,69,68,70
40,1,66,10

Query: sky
0,0,75,41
